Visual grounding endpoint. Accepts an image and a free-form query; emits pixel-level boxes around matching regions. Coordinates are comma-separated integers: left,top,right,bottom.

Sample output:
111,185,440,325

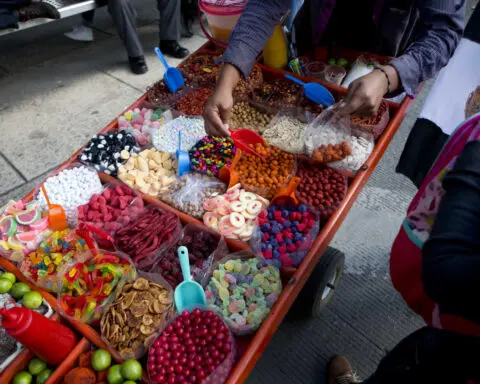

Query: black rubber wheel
289,247,345,319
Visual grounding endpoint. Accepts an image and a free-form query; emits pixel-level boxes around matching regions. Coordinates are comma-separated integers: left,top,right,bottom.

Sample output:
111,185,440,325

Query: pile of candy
0,200,51,262
189,136,237,177
312,142,352,164
20,229,88,291
58,252,135,323
203,184,268,241
251,80,301,109
153,225,225,287
77,184,144,234
118,107,168,146
179,53,221,87
117,148,177,196
114,208,181,270
148,308,235,384
174,88,213,116
255,202,318,267
295,163,347,220
78,132,139,176
36,166,103,226
152,116,206,153
101,277,173,359
236,144,296,199
206,257,282,334
147,79,188,106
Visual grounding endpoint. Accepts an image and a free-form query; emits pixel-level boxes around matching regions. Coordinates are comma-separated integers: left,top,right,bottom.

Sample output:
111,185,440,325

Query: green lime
11,282,31,299
337,58,349,67
327,58,337,65
107,365,124,384
23,291,43,309
91,349,112,371
0,272,16,284
13,371,32,384
0,278,12,294
28,358,47,375
120,360,142,381
36,368,52,384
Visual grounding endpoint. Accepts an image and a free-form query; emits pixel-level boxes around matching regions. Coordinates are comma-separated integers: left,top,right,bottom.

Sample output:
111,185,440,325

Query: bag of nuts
262,109,309,154
304,107,354,165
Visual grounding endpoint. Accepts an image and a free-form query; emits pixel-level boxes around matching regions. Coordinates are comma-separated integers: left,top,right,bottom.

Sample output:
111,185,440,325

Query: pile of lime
92,349,143,384
13,358,51,384
0,272,42,309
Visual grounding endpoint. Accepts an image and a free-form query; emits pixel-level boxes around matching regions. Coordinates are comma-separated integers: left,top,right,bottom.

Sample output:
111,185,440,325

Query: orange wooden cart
0,41,413,383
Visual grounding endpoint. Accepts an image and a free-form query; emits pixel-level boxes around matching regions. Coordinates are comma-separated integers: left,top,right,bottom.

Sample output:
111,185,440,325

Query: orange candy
236,144,295,199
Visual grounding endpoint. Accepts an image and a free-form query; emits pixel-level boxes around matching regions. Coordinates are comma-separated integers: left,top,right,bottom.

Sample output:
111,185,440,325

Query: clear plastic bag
113,206,183,271
19,228,90,292
100,271,175,360
150,224,228,288
159,173,227,219
350,100,390,139
147,307,236,384
0,199,52,264
328,129,374,176
262,109,308,154
341,55,377,88
304,107,353,165
57,249,137,324
250,200,320,268
205,251,282,335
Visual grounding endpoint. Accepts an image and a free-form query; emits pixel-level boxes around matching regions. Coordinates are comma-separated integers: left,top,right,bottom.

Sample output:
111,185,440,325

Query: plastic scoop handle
41,185,52,207
285,74,305,87
178,246,191,282
154,47,170,70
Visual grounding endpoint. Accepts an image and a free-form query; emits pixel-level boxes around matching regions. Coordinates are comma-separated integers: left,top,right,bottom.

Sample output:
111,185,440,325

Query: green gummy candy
224,260,235,271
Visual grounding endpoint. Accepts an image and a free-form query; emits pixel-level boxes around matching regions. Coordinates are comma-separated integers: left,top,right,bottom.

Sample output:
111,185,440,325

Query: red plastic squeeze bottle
0,306,77,365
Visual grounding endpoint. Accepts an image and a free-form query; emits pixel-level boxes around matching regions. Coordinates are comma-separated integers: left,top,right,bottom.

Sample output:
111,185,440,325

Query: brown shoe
327,356,362,384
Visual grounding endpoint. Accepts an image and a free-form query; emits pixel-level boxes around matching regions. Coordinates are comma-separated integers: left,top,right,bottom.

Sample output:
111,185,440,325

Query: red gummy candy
284,232,294,240
87,211,96,221
287,243,297,252
258,210,267,219
90,201,100,211
263,249,273,259
115,185,125,196
97,196,106,206
121,184,132,195
273,211,282,220
278,245,287,254
297,223,307,232
103,188,112,201
280,254,294,267
307,219,316,228
118,197,129,210
104,213,113,222
275,233,283,243
263,233,270,241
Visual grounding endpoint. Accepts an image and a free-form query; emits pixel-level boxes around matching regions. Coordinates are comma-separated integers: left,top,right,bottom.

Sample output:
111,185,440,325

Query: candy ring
218,216,236,236
256,196,270,207
230,212,246,228
230,201,246,212
224,188,240,201
202,198,218,211
242,210,258,220
203,212,219,229
239,192,257,203
234,224,247,235
217,200,231,216
229,183,242,191
246,200,262,215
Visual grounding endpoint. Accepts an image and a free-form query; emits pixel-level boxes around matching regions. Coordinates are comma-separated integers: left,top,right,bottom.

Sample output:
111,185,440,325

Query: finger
204,109,229,137
219,105,232,125
335,94,364,118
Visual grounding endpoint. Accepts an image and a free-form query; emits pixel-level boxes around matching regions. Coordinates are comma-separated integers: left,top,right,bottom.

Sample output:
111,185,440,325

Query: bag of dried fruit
147,306,236,384
100,272,175,360
150,224,228,289
57,249,137,325
205,251,282,336
304,107,354,166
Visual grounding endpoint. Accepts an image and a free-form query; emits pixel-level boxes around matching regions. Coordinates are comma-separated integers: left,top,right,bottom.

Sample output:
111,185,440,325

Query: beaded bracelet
374,66,391,94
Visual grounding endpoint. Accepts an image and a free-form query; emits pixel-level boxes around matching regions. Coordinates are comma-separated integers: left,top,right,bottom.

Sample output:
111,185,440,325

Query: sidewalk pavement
0,2,435,382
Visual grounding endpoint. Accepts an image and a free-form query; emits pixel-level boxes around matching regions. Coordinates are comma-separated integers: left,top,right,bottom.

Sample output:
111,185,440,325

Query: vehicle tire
289,247,345,319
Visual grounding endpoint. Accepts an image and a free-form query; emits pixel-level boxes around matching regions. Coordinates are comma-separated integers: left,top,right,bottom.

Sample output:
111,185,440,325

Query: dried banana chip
130,300,148,317
153,300,163,314
142,314,154,326
120,292,136,309
133,278,149,291
140,324,155,335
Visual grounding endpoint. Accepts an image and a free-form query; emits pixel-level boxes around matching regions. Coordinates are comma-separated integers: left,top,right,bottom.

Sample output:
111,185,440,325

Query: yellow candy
44,256,52,266
124,111,133,121
0,240,10,251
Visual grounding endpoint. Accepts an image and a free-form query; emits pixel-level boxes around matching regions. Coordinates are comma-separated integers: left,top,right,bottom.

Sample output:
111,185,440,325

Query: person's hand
203,63,242,136
336,65,399,117
203,87,234,136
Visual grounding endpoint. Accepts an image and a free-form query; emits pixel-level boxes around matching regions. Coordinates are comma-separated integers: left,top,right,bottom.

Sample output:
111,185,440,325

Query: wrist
217,63,241,94
381,65,400,93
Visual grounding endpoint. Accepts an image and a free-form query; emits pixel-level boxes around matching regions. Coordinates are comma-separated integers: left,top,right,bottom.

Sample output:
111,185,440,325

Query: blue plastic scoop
154,47,184,93
176,131,190,176
285,74,335,107
174,246,207,313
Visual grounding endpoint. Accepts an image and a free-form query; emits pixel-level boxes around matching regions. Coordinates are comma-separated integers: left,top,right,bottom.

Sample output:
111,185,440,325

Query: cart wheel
290,247,345,319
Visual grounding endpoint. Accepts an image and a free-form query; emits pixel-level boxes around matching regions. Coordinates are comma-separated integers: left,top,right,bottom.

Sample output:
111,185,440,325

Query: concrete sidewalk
0,2,461,382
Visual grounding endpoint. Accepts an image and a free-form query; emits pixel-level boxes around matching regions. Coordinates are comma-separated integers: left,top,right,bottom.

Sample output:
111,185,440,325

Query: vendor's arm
204,0,289,136
337,0,465,117
422,140,480,323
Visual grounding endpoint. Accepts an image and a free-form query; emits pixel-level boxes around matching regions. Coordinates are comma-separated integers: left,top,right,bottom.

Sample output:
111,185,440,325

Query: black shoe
18,2,60,21
160,40,190,59
129,56,148,75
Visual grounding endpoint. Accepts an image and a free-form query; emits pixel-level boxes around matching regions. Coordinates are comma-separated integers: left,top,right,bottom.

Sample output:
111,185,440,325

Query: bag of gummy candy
147,306,236,384
205,251,282,336
250,199,320,268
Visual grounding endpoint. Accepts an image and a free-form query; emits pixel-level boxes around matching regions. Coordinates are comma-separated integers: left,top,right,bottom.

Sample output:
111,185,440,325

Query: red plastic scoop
229,128,266,158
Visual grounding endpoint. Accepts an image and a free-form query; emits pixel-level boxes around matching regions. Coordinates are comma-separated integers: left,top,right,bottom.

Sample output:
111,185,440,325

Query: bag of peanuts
149,224,228,288
159,173,227,219
304,107,354,166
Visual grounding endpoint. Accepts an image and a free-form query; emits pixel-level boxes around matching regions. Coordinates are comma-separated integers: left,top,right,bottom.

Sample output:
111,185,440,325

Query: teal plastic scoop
174,246,207,313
